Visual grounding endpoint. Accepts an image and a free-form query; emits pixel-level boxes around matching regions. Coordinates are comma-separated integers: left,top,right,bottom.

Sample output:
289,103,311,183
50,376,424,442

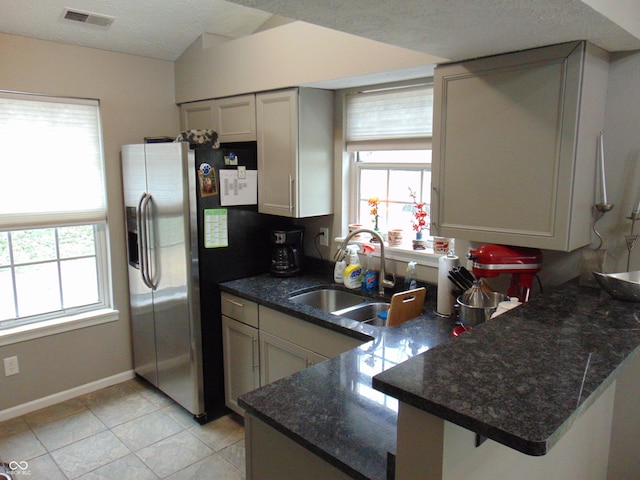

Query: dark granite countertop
221,273,454,480
374,281,640,456
222,274,640,478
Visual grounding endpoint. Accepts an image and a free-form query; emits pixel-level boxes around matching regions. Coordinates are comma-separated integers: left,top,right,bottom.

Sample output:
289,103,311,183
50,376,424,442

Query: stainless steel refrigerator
122,141,280,423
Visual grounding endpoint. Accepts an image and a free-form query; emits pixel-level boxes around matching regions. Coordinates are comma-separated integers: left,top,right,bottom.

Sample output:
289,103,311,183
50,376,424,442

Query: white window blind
346,84,433,151
0,92,106,230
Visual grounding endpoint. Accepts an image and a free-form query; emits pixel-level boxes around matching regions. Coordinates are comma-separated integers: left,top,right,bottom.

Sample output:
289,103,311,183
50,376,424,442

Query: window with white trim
347,83,433,250
0,92,111,331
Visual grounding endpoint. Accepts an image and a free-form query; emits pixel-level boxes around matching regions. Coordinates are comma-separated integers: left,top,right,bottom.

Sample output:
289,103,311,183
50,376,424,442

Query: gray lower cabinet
221,292,260,416
259,331,327,386
431,40,609,251
258,305,364,387
222,315,260,416
241,305,366,480
221,294,365,415
245,414,353,480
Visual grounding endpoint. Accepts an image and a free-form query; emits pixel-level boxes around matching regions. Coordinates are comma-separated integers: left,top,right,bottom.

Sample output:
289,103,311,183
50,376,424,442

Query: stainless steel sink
288,286,390,326
333,302,390,326
289,288,366,312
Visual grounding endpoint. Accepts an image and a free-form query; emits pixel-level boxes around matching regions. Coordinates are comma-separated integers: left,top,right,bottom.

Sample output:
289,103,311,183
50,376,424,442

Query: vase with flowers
368,196,381,241
409,188,428,250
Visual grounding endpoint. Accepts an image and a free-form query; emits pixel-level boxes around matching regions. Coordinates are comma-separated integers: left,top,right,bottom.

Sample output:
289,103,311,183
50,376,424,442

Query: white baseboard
0,370,135,422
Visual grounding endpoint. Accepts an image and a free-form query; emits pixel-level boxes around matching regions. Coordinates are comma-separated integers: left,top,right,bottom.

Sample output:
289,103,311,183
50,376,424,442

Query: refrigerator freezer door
122,145,158,387
127,262,158,384
144,143,204,416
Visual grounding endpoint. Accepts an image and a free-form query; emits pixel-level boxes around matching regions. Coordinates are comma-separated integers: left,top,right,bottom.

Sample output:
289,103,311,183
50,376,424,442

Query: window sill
334,237,442,268
0,308,120,347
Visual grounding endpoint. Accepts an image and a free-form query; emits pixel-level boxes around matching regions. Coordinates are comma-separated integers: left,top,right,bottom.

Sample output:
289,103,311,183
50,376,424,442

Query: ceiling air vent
63,8,114,28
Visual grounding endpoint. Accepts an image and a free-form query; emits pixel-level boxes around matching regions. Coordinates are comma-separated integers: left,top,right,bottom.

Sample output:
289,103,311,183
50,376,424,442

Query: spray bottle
361,245,378,293
343,245,363,289
405,261,417,290
334,249,347,283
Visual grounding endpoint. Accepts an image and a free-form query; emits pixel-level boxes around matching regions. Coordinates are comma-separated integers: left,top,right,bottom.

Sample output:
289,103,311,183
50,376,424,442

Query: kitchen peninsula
221,274,640,480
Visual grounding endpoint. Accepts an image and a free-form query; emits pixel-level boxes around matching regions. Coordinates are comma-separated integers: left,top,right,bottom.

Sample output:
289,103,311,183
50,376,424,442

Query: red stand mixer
468,244,542,302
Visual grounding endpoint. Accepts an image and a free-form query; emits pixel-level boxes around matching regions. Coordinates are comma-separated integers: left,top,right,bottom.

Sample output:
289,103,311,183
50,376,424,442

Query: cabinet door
222,315,260,416
296,88,334,217
216,94,256,142
260,331,326,386
431,41,608,251
180,99,217,132
256,89,298,217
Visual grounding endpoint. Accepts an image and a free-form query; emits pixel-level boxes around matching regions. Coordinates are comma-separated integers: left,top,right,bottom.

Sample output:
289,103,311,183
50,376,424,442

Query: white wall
0,33,179,411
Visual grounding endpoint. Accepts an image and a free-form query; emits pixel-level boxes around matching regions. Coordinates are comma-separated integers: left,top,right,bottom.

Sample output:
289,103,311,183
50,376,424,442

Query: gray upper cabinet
256,88,334,218
214,94,257,142
180,99,216,132
431,41,609,251
180,94,256,143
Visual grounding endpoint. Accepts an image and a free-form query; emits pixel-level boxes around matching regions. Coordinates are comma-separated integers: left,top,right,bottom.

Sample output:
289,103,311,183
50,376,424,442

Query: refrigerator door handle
137,193,152,289
141,193,157,290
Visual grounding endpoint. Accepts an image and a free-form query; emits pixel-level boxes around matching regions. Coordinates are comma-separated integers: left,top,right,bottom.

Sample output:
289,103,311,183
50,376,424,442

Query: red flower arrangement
409,188,428,236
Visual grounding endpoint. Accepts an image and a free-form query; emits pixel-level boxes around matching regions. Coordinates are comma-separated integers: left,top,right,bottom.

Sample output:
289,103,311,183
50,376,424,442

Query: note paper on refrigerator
219,169,258,206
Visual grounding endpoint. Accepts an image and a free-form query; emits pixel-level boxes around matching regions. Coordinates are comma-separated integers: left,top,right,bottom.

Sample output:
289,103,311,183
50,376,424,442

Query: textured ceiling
227,0,640,61
0,0,272,61
1,0,639,65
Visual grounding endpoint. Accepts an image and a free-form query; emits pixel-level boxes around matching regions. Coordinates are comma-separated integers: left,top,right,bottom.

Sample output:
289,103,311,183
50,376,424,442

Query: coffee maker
468,244,542,302
270,226,304,277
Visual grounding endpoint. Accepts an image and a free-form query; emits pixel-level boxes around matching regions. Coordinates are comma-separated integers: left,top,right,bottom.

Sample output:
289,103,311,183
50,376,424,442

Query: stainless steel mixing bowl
593,271,640,302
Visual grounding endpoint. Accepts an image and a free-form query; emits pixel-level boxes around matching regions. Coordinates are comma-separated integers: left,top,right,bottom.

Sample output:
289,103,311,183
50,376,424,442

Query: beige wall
174,21,443,103
0,33,179,411
598,50,640,273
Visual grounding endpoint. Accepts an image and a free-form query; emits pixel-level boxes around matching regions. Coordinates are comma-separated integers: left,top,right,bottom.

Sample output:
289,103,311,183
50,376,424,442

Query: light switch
238,166,246,179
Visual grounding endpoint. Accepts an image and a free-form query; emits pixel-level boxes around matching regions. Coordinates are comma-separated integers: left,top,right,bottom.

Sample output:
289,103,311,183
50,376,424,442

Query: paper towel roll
437,253,459,316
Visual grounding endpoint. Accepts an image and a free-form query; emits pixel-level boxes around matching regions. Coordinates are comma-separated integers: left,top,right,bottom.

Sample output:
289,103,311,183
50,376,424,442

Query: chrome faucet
335,228,396,296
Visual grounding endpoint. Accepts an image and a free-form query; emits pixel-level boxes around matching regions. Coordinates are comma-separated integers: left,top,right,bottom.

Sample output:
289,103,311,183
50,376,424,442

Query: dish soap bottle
343,245,363,289
361,245,378,293
334,250,347,283
405,261,417,290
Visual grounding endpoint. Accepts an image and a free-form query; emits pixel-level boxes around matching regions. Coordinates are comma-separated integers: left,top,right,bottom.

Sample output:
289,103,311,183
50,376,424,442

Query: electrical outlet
319,227,330,247
4,356,19,376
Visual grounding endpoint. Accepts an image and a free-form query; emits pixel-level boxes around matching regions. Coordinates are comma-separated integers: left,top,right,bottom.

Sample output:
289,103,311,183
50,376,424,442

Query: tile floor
0,378,246,479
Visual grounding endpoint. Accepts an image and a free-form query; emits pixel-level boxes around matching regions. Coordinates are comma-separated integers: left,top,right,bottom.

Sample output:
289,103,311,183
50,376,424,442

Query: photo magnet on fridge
198,163,218,197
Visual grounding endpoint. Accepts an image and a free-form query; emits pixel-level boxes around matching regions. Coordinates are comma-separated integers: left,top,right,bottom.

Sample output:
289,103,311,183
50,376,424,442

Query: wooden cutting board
387,287,426,327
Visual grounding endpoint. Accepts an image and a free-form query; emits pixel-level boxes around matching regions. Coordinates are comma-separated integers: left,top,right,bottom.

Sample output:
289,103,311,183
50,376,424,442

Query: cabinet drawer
259,306,364,358
221,292,258,328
